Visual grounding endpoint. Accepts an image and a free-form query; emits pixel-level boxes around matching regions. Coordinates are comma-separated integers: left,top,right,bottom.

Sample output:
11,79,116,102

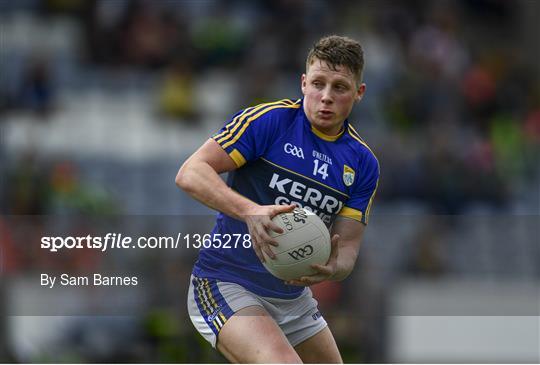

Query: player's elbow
175,163,193,192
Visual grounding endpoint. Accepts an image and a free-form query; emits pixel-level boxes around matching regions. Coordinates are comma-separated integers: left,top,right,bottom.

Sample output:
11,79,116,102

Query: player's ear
301,74,307,94
355,83,366,102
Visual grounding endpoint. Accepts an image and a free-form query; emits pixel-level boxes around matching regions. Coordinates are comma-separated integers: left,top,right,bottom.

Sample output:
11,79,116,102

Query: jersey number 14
312,159,329,180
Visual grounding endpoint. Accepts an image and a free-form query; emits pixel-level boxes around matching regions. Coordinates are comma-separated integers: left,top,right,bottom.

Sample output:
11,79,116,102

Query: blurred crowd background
0,0,539,363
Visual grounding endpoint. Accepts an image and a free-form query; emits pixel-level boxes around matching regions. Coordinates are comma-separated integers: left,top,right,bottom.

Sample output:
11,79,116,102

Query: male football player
176,35,379,363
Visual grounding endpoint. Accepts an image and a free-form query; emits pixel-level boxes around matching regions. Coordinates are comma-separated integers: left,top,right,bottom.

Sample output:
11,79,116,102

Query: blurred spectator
191,3,247,69
524,109,540,144
490,115,527,184
121,3,172,69
408,8,469,80
0,218,21,274
47,162,118,215
16,56,55,117
157,60,199,123
4,152,49,215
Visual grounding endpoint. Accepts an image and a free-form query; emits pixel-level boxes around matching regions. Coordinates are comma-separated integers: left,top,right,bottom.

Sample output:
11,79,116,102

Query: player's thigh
217,305,302,364
294,326,342,364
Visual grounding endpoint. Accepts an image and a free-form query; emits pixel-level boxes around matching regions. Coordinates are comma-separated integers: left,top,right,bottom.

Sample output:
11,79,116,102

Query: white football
262,208,331,281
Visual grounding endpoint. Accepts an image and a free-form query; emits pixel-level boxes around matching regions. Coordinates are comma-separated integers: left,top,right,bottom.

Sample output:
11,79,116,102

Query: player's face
301,59,365,136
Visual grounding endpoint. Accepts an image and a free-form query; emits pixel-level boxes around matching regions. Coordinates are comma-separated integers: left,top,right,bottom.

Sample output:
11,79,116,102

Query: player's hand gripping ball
262,208,331,280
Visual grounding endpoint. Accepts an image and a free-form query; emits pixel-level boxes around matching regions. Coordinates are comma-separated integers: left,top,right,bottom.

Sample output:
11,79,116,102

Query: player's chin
314,119,338,132
313,116,329,126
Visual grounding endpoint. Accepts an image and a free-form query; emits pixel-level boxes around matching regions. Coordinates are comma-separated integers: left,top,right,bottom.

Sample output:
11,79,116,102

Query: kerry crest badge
343,165,355,186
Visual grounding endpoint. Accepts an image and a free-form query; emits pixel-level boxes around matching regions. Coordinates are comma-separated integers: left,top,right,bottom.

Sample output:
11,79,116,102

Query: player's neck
310,124,345,141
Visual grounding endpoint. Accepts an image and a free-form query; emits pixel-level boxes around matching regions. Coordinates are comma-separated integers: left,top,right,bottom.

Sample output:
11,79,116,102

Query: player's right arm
175,138,294,261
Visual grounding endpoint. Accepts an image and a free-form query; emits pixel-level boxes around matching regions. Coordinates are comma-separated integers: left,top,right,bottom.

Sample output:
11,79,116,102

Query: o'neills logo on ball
292,208,307,223
280,214,294,231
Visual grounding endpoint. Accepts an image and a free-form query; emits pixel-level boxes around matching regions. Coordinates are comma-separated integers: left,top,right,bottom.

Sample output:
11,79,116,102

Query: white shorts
187,275,327,348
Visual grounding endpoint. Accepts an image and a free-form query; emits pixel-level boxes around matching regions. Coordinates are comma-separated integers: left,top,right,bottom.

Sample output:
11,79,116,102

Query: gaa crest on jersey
283,143,305,159
343,165,355,186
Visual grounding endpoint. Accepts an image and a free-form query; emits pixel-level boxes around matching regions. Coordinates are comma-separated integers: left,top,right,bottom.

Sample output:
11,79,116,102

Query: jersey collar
311,124,345,141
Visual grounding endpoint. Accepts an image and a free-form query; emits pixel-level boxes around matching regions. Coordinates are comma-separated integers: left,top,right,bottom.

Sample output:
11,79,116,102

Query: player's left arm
285,217,365,286
286,146,379,286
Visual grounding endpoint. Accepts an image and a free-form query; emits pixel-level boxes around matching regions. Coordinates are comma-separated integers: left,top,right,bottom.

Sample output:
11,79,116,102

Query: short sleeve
338,152,380,224
212,100,297,167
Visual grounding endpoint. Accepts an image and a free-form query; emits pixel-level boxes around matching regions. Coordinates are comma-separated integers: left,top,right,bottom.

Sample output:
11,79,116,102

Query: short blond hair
306,35,364,83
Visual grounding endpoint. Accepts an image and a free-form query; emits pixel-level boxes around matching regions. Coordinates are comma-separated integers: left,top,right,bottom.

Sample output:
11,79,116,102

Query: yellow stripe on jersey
365,179,379,223
347,125,379,163
338,206,363,222
221,103,300,149
347,125,379,224
215,99,296,145
213,107,254,141
229,149,247,167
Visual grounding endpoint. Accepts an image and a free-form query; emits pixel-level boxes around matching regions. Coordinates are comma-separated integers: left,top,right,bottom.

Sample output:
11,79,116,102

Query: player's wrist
330,262,351,281
238,202,261,222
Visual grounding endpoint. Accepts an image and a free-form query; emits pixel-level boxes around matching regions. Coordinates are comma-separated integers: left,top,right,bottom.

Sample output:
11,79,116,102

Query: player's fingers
284,280,307,286
258,227,279,247
299,275,326,285
252,224,269,244
310,264,333,275
271,204,296,216
286,272,327,286
250,229,261,246
261,242,276,260
291,277,315,286
266,221,284,234
285,204,297,211
329,234,340,259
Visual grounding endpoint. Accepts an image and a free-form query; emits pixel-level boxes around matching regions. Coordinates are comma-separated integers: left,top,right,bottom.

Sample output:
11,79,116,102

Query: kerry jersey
192,98,379,299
